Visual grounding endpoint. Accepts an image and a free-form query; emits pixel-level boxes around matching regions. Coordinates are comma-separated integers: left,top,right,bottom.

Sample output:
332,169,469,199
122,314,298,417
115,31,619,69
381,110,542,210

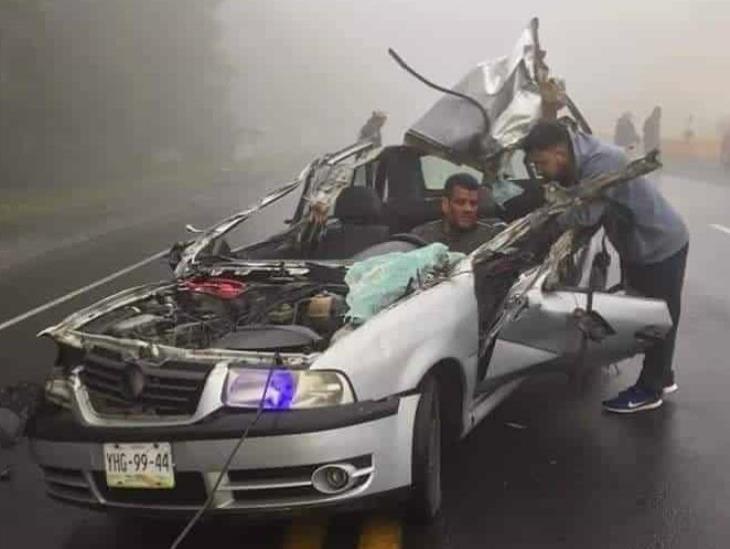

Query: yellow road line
281,516,329,549
357,515,402,549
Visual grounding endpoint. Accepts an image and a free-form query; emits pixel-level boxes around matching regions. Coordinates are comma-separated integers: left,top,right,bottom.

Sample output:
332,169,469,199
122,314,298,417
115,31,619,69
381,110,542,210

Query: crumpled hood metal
173,141,380,277
39,282,175,338
405,17,548,161
39,280,312,368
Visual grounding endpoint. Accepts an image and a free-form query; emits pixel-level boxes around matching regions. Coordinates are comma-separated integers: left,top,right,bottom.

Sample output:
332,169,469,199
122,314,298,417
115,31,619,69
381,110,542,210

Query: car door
475,145,674,388
477,250,672,393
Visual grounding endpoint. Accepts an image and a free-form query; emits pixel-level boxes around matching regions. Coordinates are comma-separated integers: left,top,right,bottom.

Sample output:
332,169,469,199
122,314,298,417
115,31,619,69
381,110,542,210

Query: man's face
528,145,572,183
442,185,479,231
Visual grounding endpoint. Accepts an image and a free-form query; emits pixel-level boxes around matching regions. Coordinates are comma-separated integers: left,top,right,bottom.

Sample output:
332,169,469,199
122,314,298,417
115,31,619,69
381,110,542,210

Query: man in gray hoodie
523,121,689,413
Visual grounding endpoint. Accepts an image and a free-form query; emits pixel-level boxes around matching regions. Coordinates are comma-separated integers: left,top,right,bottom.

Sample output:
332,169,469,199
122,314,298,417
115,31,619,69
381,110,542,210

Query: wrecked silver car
27,20,671,523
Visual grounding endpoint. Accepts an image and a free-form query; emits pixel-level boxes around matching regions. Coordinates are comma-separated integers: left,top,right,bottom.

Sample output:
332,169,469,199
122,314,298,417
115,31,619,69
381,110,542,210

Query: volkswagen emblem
123,365,146,400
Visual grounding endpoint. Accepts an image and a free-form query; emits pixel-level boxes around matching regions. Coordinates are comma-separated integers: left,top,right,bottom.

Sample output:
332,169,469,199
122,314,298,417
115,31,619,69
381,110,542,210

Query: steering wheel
389,233,430,248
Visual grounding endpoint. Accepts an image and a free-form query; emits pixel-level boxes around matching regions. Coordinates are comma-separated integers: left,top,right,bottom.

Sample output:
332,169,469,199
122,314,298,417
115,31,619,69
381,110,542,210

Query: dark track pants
624,244,689,395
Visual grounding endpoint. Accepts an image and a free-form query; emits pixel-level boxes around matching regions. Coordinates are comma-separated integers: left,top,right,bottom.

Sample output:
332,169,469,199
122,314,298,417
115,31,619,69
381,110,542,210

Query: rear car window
419,155,483,190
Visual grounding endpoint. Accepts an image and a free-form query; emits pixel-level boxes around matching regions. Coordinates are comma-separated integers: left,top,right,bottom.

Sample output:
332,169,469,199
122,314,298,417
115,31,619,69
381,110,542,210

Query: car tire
408,375,442,523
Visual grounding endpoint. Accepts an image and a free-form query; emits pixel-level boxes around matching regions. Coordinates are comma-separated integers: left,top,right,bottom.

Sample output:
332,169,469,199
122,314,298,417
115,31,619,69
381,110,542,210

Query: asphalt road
1,161,729,548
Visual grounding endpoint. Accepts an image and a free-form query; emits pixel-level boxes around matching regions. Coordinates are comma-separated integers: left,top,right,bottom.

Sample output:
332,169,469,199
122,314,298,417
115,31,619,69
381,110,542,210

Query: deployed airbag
345,243,465,323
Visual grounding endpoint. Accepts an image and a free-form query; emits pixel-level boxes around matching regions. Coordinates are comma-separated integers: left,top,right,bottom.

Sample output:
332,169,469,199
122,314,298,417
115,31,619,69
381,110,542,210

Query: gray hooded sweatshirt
559,131,688,265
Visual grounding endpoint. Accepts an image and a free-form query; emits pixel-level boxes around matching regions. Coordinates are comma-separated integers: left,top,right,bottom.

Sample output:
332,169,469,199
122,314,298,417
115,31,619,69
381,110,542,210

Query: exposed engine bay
80,275,349,354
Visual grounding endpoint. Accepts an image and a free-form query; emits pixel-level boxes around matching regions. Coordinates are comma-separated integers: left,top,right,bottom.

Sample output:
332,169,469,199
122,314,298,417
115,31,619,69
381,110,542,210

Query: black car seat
379,148,431,233
312,186,390,259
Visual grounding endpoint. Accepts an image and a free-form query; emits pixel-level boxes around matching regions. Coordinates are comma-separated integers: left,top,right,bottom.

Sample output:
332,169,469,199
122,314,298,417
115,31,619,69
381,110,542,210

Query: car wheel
408,376,442,523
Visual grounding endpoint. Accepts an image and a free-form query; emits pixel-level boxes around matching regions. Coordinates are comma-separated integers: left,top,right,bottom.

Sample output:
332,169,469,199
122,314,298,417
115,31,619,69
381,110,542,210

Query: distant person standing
721,127,730,170
614,112,640,152
357,111,387,147
683,115,695,143
643,106,662,153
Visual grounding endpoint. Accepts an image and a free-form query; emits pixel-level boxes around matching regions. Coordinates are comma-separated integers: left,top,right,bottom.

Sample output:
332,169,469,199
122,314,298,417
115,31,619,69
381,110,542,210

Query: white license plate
103,442,175,489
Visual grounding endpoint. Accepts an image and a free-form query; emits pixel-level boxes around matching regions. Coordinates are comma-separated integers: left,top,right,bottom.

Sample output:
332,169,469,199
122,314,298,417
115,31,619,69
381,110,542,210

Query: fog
219,0,730,147
0,5,727,544
3,0,730,192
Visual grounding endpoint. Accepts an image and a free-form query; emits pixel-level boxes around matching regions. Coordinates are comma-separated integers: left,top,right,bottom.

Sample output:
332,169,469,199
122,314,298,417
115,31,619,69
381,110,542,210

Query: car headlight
224,368,355,410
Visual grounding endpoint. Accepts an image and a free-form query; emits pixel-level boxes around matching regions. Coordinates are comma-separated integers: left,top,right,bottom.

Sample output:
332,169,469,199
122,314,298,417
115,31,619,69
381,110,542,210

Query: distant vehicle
28,20,671,523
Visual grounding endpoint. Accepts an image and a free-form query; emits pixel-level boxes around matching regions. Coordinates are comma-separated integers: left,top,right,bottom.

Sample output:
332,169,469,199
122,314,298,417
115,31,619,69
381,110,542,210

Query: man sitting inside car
412,173,505,254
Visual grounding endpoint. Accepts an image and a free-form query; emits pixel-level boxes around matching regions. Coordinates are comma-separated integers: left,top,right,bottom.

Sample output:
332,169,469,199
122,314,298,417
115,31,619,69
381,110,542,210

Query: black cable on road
170,367,275,549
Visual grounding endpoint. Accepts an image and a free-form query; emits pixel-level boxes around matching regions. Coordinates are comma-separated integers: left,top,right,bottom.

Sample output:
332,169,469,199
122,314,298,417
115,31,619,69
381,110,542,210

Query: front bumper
28,396,419,514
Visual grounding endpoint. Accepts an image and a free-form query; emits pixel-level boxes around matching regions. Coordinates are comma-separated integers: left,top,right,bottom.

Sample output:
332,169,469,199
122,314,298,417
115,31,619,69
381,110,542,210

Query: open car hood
404,17,549,163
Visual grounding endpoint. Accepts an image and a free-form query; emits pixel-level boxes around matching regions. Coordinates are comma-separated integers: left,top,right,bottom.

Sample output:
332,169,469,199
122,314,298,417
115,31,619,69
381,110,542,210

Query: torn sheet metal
296,143,385,250
174,176,306,277
39,282,177,338
303,160,358,225
405,18,548,162
174,141,380,276
468,152,663,354
302,142,384,225
470,152,663,267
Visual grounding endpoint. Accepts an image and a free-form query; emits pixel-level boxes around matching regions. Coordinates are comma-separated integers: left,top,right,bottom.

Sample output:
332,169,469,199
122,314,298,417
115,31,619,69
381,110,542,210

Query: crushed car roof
173,18,566,276
404,17,549,163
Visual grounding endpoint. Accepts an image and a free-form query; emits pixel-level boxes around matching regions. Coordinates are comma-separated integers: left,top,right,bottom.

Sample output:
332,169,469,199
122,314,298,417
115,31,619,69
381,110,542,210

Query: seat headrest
334,186,384,224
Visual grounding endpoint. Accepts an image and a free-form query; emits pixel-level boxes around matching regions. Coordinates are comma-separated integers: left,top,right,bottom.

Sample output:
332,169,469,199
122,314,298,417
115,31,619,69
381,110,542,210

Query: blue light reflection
263,369,296,410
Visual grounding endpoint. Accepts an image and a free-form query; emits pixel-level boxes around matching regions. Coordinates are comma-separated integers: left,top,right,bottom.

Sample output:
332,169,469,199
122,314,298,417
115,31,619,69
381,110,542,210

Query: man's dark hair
444,172,480,199
523,121,571,154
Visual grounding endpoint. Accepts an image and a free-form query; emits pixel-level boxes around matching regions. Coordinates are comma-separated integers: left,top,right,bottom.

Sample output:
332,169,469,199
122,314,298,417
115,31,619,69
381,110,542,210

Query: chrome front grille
79,348,210,416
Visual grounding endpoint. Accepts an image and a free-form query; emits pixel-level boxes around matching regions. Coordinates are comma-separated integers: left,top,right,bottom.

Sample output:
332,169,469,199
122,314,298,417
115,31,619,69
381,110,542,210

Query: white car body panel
312,263,478,402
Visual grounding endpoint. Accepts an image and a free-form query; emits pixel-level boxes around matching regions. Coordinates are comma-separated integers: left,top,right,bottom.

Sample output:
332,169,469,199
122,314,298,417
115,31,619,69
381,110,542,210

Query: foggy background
219,0,730,148
0,0,730,186
2,0,729,233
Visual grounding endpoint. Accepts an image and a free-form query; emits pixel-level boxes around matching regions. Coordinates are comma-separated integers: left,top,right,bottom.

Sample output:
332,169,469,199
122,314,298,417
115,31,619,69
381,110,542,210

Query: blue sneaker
602,385,663,414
